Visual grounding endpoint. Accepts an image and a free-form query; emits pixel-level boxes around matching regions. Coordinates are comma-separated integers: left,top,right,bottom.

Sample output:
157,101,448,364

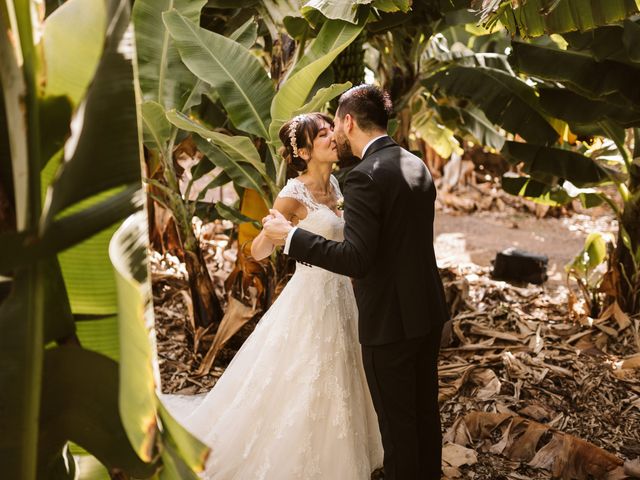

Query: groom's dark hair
336,84,393,132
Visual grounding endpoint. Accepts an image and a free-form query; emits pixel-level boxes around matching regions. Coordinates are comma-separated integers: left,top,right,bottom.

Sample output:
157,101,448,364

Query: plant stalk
156,128,223,329
13,1,43,478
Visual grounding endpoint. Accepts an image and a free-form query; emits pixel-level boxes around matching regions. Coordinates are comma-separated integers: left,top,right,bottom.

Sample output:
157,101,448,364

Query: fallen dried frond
152,222,639,479
445,411,624,479
438,264,640,479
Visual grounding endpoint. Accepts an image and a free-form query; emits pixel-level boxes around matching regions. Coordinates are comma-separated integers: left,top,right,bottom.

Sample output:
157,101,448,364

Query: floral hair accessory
288,115,305,157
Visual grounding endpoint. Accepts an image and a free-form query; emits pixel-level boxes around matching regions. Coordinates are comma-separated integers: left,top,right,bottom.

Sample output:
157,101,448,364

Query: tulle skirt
162,266,383,479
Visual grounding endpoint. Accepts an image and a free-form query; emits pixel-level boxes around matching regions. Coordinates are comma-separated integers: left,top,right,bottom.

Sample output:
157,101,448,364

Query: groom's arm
288,170,381,278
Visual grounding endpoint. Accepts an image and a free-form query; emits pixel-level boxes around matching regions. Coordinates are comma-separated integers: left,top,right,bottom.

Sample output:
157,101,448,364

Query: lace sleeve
278,178,316,210
330,174,343,201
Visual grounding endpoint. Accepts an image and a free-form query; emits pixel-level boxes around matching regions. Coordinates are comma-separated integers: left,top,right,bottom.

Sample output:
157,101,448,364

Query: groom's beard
335,131,359,167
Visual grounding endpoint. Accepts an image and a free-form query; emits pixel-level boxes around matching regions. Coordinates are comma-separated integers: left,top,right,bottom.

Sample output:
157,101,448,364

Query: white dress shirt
359,134,388,159
283,135,389,254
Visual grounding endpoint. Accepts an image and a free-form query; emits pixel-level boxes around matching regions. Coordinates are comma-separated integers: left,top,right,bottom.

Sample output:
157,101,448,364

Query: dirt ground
434,209,616,285
153,197,639,479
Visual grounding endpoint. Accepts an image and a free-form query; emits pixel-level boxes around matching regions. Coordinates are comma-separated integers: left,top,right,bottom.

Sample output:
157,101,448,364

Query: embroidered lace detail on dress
278,175,343,213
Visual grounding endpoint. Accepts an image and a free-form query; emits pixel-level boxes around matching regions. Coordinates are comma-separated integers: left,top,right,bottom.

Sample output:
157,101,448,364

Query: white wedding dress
163,176,383,479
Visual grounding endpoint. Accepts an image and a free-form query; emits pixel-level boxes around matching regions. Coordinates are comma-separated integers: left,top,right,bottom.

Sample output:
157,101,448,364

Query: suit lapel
362,136,397,161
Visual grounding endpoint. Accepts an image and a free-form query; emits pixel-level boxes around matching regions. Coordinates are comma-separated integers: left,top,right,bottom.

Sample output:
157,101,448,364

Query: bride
169,112,383,479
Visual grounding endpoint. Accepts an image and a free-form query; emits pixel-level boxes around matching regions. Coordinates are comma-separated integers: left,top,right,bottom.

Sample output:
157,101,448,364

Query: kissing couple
173,85,450,480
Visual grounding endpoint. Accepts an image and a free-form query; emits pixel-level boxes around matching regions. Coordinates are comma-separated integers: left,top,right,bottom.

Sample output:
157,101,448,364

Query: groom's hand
262,209,292,246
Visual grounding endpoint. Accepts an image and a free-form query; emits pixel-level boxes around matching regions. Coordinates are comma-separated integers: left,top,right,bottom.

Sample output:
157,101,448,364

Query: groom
263,85,449,479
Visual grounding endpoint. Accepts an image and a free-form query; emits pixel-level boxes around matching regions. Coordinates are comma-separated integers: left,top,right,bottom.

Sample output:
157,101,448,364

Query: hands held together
261,209,293,246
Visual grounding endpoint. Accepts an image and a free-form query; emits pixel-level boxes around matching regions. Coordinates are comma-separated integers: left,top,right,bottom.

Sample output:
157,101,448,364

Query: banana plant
481,0,640,36
390,24,512,157
133,0,226,330
426,5,640,313
566,231,614,315
135,0,367,329
0,0,207,478
504,24,640,315
131,0,365,372
317,1,497,152
159,6,365,234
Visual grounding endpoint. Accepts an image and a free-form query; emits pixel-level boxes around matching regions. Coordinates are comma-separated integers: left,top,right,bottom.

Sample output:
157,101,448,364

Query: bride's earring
298,148,310,164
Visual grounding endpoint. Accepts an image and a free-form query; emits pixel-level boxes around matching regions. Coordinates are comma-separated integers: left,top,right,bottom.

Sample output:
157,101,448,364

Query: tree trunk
173,204,223,330
165,180,223,328
149,143,224,330
615,192,640,314
183,244,223,331
614,129,640,313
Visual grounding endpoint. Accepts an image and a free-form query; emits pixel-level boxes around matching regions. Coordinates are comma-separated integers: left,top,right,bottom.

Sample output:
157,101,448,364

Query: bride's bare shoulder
272,195,307,224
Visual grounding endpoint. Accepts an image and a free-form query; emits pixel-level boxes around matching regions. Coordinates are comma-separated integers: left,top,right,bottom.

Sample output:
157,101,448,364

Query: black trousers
362,330,442,480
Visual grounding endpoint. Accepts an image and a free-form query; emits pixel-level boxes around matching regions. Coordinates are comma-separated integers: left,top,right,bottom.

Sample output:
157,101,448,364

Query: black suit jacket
288,136,449,346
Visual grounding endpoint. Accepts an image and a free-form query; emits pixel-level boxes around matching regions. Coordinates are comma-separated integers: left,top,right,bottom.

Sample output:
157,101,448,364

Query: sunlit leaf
424,66,559,145
109,212,157,462
133,0,207,110
38,347,157,478
164,10,274,138
42,0,106,105
215,202,262,229
270,19,365,147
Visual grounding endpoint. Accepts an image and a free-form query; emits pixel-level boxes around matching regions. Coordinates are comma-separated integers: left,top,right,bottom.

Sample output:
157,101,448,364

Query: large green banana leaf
502,174,572,206
229,17,259,49
501,141,613,188
412,108,461,159
501,173,603,208
42,0,105,105
42,0,141,221
562,20,640,66
423,65,559,145
291,82,352,116
133,0,207,111
155,400,209,473
141,101,173,152
166,110,276,202
283,17,365,82
498,0,640,37
193,136,266,194
537,87,640,128
301,0,369,24
509,41,640,107
1,0,207,477
215,202,262,228
109,212,158,462
37,0,141,336
436,104,506,151
110,212,210,472
302,0,411,24
37,347,157,478
163,9,274,139
270,18,365,160
0,187,141,275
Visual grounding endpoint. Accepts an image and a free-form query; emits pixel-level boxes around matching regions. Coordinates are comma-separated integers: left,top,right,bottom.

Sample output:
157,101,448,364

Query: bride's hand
262,209,292,245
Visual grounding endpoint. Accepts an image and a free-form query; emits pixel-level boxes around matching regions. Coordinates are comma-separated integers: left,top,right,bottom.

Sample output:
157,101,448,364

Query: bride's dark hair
278,113,334,174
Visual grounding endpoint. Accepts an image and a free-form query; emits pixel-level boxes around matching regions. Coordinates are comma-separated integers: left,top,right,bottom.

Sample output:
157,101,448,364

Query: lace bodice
278,175,345,243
